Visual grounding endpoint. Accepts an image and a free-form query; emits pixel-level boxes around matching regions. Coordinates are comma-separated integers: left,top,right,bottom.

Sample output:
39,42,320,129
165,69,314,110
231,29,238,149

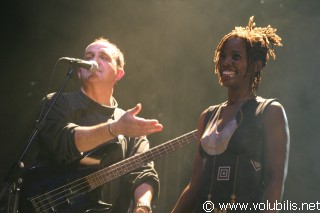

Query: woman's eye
233,54,241,60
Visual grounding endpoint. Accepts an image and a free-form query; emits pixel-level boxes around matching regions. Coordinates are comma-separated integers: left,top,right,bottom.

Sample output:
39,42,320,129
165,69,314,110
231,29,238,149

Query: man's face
78,41,123,85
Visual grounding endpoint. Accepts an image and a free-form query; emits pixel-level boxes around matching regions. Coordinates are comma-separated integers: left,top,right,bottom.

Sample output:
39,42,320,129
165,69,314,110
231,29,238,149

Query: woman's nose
220,58,232,68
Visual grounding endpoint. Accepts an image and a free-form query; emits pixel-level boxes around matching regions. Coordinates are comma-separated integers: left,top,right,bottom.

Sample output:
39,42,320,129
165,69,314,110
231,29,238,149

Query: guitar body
19,161,110,213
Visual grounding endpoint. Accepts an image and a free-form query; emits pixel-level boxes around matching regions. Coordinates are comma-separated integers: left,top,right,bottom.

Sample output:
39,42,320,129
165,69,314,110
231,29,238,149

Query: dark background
1,0,320,212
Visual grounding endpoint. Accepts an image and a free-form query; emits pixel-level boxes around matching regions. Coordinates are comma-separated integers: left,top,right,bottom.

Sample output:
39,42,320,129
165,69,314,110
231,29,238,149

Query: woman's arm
261,101,290,213
171,109,208,213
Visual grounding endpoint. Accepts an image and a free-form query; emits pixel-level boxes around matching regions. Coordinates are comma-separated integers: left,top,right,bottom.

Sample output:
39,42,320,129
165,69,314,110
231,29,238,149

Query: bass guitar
19,130,197,213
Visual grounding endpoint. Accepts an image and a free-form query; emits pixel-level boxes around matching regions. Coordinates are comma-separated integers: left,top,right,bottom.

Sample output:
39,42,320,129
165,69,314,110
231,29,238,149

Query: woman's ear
115,68,125,81
254,60,263,72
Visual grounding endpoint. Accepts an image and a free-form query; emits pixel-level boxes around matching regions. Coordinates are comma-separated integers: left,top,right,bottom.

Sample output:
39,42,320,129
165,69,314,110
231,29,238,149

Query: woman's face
217,37,251,90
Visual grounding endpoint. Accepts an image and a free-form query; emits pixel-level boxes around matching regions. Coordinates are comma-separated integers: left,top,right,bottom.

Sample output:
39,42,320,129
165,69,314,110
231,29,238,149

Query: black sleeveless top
195,97,275,213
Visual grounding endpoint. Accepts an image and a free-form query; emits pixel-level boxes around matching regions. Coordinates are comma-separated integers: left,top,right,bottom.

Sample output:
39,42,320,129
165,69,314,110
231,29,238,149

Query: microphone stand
0,65,77,213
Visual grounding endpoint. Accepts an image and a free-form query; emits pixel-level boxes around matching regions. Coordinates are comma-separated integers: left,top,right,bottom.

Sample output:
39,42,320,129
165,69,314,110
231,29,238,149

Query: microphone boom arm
0,63,78,213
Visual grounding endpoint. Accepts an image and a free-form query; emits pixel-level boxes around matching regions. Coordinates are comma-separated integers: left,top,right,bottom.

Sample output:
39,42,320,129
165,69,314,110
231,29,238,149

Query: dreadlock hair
214,16,282,92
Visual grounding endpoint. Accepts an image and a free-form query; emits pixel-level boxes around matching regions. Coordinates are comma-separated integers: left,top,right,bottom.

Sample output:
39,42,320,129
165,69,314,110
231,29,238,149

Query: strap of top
203,97,277,129
257,98,277,115
203,105,220,129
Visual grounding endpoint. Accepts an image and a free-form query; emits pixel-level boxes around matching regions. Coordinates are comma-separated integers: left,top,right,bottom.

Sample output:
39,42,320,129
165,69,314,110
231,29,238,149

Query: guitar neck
86,129,197,189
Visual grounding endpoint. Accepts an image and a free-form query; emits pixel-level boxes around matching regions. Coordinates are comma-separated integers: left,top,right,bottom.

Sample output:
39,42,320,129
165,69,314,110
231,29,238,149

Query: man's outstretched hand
111,103,163,137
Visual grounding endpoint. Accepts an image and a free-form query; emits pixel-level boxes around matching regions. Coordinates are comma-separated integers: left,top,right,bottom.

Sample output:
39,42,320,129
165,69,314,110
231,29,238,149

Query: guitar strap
113,107,129,157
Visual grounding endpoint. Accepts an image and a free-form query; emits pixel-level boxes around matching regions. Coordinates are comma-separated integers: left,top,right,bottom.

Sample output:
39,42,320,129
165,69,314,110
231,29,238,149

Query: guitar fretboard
86,129,197,189
29,130,197,213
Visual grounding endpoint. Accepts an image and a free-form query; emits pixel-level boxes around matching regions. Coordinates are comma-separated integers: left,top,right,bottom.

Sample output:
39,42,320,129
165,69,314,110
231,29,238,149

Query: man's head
87,37,125,69
78,37,125,86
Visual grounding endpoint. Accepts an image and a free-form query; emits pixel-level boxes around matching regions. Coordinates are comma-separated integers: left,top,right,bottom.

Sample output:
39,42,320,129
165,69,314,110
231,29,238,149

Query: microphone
60,57,98,72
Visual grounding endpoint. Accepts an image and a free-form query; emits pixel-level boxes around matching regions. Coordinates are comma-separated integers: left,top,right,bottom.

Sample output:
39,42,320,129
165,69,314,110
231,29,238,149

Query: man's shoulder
46,91,79,99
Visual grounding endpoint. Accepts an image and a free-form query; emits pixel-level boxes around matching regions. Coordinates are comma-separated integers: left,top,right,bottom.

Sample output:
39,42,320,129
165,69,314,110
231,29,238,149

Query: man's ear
254,60,263,73
115,68,125,81
77,68,82,79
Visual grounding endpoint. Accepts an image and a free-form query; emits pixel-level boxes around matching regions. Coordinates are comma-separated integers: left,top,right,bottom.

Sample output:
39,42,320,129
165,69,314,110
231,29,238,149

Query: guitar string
87,130,197,187
31,130,197,212
33,132,197,212
32,131,197,212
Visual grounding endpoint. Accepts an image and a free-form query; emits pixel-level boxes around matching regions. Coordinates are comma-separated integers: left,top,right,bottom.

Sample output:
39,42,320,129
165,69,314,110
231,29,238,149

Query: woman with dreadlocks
172,16,290,213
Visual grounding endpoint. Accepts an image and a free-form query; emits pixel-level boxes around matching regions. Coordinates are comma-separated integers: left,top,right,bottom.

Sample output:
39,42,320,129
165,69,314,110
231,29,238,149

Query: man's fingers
141,120,164,135
117,104,163,137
